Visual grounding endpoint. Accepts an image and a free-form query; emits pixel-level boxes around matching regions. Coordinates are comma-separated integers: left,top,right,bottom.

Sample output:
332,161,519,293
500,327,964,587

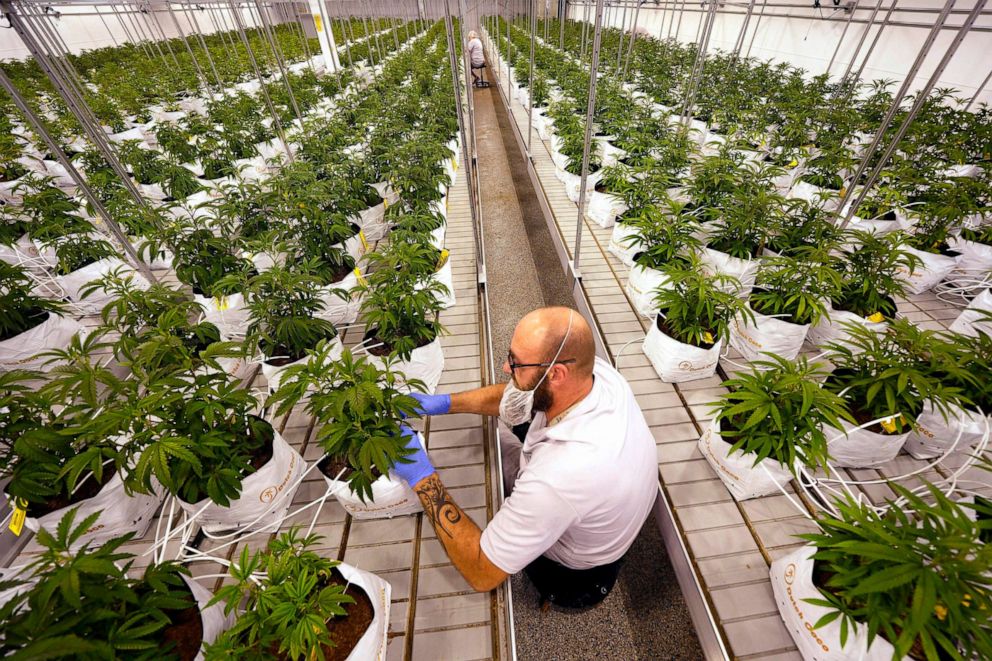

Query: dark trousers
524,554,624,609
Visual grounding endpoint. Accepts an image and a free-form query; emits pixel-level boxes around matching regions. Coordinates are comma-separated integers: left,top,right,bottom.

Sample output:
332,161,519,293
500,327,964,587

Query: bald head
513,307,595,378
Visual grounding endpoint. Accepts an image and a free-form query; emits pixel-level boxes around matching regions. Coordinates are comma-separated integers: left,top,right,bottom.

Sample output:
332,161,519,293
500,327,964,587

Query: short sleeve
479,473,579,574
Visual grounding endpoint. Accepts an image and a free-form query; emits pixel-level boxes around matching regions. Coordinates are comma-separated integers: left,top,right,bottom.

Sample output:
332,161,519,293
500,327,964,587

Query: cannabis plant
0,262,66,341
823,319,968,434
750,251,842,326
653,256,752,348
714,356,854,472
0,509,200,659
802,484,992,661
359,260,447,361
270,346,422,501
206,528,355,660
834,230,918,318
625,199,701,270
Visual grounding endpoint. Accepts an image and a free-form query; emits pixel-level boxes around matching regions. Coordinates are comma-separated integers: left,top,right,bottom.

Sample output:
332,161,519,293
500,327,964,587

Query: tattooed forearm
415,474,463,538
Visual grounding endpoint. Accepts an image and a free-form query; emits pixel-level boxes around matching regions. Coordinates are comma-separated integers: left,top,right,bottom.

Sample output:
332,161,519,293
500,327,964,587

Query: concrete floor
473,69,704,660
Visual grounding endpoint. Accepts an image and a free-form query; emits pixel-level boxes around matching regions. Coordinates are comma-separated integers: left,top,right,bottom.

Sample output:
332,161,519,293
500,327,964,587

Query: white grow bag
318,272,362,327
357,202,390,242
20,470,164,549
368,336,445,394
430,258,456,310
643,319,722,383
0,313,82,372
729,306,809,362
608,222,639,266
585,191,628,229
697,418,793,501
178,428,306,534
903,401,988,460
338,562,391,660
807,303,887,350
771,545,898,661
699,248,758,297
56,257,150,315
948,289,992,336
823,418,909,468
194,293,249,342
898,246,958,295
324,431,426,520
262,336,344,394
184,576,236,661
788,180,842,211
943,237,992,295
625,263,670,318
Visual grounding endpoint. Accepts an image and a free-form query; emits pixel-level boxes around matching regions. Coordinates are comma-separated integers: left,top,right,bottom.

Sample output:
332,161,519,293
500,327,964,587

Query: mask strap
534,310,574,390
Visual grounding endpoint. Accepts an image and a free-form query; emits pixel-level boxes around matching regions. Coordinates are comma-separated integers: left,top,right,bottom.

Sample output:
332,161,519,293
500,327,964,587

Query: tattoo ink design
416,475,462,538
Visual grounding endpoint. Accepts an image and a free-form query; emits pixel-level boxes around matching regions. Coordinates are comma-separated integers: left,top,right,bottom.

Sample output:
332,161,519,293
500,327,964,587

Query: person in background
392,307,658,609
467,30,486,87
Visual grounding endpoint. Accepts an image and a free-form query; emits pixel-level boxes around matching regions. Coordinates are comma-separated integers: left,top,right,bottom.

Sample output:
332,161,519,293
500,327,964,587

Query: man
393,307,658,608
467,30,486,87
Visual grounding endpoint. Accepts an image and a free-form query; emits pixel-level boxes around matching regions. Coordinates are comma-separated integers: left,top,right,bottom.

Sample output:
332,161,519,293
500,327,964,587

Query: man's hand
393,425,436,487
409,392,452,417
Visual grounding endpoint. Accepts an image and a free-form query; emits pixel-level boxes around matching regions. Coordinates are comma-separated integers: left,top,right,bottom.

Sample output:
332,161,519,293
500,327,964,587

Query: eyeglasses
506,351,576,373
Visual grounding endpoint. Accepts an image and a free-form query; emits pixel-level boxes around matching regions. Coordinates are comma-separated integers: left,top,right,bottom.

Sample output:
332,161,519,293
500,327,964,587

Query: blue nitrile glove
393,425,436,487
408,392,452,417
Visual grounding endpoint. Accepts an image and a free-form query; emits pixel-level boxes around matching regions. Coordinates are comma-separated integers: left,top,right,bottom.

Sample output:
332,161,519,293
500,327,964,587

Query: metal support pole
841,0,885,79
841,0,987,226
825,0,859,75
674,0,687,41
165,3,210,92
527,0,536,157
680,0,718,125
744,0,766,57
573,0,605,278
580,0,589,59
616,0,629,71
853,0,901,81
621,0,641,82
181,3,226,89
965,65,992,111
0,68,155,284
733,0,757,57
226,0,295,161
253,0,304,125
146,3,183,70
94,6,119,47
560,0,566,48
442,0,485,280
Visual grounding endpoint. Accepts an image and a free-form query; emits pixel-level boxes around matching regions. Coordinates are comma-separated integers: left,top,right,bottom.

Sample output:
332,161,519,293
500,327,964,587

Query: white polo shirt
480,357,658,572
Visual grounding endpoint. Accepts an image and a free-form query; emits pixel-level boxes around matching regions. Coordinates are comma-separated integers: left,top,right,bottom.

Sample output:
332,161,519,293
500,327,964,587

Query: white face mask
499,312,573,426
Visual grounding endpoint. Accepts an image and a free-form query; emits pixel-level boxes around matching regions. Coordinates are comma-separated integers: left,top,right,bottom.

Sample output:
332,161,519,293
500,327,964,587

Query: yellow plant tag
383,197,389,210
214,295,230,311
8,499,26,536
866,312,885,323
436,248,450,271
838,187,847,197
452,157,458,172
702,331,714,344
359,230,369,252
354,267,368,286
313,15,323,33
879,415,901,433
788,159,798,168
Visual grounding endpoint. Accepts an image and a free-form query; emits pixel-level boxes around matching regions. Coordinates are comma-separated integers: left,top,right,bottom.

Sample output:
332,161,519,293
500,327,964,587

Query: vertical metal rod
674,0,687,41
226,0,295,161
825,0,859,74
965,65,992,111
147,4,183,70
681,0,718,125
0,68,156,284
839,0,883,79
733,0,757,57
109,4,142,54
94,6,120,47
182,3,226,89
621,0,641,82
559,0,566,48
337,14,354,68
851,0,900,81
165,3,210,92
580,0,589,59
837,0,956,223
442,0,484,275
616,1,628,71
527,0,536,156
573,0,605,277
744,0,767,57
842,0,987,226
131,3,168,64
253,0,304,124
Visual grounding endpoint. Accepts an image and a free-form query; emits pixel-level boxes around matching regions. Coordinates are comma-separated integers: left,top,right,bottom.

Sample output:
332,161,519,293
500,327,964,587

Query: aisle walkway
472,69,704,661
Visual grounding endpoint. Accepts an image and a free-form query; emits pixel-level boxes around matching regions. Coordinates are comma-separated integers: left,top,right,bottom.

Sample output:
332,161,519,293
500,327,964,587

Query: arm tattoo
415,474,463,538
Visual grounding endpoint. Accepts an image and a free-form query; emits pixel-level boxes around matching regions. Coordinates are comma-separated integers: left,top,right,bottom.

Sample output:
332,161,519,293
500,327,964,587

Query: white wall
0,2,294,60
567,0,992,106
